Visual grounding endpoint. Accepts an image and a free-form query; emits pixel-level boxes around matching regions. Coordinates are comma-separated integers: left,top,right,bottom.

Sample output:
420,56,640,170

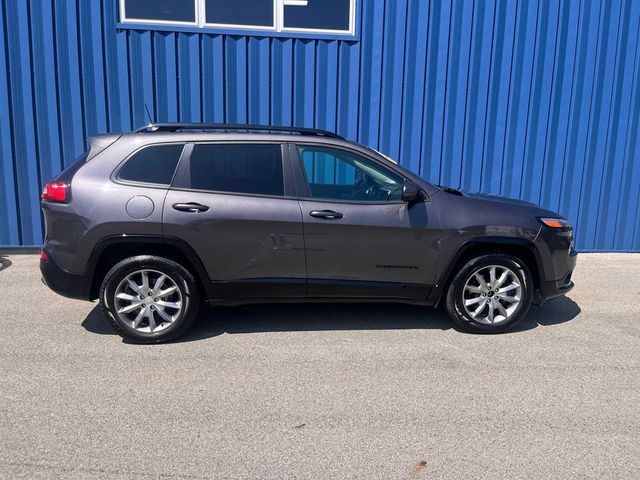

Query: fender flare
86,234,214,299
427,236,546,306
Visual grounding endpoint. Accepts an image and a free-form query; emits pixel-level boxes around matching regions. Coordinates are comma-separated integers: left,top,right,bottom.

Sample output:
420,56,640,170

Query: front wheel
100,255,200,343
445,254,533,333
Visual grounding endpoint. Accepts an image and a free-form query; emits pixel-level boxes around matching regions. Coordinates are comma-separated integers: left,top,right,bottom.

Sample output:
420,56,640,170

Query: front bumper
40,249,92,301
533,247,577,305
535,271,575,305
533,222,578,304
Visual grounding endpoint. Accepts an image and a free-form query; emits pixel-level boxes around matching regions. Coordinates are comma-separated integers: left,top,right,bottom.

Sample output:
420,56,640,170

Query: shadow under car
82,296,581,343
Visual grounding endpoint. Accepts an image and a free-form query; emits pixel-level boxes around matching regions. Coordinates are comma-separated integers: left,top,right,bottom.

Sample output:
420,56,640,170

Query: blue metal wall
1,0,640,250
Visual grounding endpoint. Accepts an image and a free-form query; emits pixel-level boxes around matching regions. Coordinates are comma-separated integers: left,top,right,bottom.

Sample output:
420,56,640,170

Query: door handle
172,202,209,213
309,210,343,220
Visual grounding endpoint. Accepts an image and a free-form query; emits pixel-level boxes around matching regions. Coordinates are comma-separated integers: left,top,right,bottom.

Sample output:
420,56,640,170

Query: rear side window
118,144,184,185
189,143,284,196
54,151,89,183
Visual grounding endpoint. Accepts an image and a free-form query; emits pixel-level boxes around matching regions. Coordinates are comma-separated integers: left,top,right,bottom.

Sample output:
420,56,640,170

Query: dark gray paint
163,189,306,298
299,199,439,297
40,128,577,305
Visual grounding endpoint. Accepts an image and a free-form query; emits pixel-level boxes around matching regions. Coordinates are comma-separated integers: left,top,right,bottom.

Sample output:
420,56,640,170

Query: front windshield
362,145,438,193
369,147,398,164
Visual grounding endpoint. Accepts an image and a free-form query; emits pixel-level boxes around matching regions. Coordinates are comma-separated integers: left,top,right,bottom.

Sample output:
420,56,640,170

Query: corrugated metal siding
1,0,640,250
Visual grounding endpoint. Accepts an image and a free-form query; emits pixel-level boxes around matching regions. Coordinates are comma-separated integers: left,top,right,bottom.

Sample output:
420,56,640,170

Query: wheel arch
429,237,545,306
87,235,213,300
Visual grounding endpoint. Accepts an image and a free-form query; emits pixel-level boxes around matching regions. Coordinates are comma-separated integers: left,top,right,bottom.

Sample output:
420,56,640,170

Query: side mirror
402,180,423,205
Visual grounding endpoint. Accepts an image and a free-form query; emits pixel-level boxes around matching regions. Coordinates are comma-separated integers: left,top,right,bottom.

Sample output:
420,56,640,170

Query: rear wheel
100,256,200,343
445,254,533,333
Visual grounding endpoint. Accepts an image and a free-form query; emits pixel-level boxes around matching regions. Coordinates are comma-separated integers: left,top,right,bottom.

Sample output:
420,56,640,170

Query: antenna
144,103,154,126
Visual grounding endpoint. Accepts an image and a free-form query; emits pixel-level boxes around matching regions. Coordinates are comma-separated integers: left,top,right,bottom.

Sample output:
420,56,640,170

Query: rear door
292,144,440,299
163,142,306,300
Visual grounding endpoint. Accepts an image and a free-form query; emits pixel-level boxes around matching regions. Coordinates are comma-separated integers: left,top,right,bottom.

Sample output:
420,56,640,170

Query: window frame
118,0,358,40
170,141,295,200
112,142,187,188
291,143,409,205
280,0,356,36
203,0,278,32
118,0,199,27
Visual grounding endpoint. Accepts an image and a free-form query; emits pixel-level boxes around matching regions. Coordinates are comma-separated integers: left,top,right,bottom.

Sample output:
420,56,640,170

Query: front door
163,142,306,299
293,144,440,299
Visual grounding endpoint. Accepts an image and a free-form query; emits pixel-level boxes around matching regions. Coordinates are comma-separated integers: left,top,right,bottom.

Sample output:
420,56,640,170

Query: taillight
40,249,49,262
42,182,69,202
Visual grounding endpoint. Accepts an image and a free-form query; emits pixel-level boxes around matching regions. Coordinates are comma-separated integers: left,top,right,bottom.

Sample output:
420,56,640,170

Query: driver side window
297,146,404,202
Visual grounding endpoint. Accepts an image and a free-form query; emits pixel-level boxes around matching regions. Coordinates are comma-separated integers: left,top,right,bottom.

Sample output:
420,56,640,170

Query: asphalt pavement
0,253,639,479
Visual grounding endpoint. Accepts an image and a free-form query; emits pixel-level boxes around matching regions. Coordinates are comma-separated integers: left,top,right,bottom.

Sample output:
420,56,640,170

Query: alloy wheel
462,265,522,325
113,269,183,333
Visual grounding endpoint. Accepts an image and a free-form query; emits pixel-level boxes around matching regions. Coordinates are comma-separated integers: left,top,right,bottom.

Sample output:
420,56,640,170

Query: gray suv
40,124,577,343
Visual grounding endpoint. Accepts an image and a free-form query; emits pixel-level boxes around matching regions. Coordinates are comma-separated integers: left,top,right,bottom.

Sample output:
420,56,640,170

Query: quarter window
118,144,184,185
189,144,284,197
297,146,404,202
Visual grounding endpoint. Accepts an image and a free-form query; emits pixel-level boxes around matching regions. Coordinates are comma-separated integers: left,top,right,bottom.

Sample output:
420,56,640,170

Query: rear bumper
40,250,91,301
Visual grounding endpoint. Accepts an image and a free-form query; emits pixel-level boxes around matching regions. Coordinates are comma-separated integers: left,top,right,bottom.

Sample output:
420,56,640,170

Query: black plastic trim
85,234,216,299
210,277,307,300
40,250,92,300
535,280,575,305
308,278,430,300
428,236,546,306
134,123,344,139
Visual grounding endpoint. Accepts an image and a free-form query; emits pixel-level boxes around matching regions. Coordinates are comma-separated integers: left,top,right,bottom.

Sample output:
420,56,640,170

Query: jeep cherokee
40,124,577,342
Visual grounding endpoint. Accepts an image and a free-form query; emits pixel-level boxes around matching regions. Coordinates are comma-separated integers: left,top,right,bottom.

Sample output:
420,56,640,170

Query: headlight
538,217,570,229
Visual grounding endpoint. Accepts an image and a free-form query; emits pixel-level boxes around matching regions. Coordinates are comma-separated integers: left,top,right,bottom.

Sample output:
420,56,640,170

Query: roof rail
133,123,344,139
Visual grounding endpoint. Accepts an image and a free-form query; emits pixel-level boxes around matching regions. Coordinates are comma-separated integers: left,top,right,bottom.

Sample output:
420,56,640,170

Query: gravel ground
0,253,639,479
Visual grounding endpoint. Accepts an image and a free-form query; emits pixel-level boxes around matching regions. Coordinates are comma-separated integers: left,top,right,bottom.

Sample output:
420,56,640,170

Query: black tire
100,255,200,343
445,253,533,333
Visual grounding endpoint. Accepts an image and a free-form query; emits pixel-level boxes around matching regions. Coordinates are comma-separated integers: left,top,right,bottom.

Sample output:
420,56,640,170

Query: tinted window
55,151,89,183
123,0,196,23
298,146,404,202
205,0,273,27
284,0,350,31
189,144,284,196
119,144,184,185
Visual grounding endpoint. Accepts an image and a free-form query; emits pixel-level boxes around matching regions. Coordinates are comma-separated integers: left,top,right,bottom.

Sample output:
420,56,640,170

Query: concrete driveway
0,253,638,479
